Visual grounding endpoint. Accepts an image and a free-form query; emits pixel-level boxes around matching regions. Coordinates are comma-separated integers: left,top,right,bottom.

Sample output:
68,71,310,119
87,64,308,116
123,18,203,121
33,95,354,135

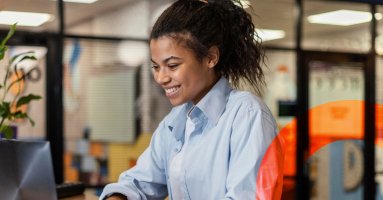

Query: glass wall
64,0,151,39
262,49,297,199
306,51,366,199
253,0,296,48
303,0,370,53
62,38,141,186
253,0,297,198
61,0,173,190
302,1,378,199
376,5,383,200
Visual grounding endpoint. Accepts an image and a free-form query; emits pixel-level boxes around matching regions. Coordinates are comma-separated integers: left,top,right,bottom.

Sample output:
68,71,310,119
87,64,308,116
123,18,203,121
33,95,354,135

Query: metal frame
293,0,377,199
363,4,377,200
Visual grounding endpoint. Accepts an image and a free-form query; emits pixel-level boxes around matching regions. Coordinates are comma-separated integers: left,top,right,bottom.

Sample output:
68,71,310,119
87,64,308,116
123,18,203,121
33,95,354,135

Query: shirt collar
167,103,192,141
194,77,232,125
167,77,232,140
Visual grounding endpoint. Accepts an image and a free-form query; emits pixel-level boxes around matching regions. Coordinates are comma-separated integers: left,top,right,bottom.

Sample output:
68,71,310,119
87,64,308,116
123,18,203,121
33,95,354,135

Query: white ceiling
0,0,381,47
0,0,137,32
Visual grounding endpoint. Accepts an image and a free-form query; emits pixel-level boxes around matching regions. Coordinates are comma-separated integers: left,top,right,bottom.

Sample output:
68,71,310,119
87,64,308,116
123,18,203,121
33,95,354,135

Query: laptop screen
0,140,57,200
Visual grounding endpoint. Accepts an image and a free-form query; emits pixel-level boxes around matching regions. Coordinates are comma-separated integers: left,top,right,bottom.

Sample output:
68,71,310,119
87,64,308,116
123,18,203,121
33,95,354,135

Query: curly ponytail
150,0,265,95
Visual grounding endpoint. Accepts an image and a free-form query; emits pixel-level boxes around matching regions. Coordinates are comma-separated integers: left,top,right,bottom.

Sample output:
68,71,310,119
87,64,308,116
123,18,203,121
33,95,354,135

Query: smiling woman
100,0,284,200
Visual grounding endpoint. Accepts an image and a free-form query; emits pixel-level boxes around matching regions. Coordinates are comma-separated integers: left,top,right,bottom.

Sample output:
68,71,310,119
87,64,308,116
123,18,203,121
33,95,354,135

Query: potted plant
0,24,41,139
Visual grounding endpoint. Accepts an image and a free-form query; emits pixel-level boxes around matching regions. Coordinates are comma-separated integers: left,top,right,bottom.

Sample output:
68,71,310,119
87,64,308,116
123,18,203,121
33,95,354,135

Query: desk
60,190,99,200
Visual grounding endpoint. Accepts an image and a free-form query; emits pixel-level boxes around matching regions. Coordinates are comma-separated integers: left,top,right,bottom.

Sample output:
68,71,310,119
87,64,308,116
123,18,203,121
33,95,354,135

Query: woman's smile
165,85,181,97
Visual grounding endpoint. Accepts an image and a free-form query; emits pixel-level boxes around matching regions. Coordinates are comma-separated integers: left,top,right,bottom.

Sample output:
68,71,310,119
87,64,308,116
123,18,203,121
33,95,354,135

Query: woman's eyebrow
151,56,182,64
164,56,181,63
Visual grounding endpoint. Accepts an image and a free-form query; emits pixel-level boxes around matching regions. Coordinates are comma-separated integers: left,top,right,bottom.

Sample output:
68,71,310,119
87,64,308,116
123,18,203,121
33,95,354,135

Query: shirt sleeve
99,120,169,200
255,133,285,200
223,102,282,200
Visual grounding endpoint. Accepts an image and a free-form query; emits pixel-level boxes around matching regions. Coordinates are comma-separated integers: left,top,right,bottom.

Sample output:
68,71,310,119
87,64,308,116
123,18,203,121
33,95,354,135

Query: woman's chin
168,98,186,106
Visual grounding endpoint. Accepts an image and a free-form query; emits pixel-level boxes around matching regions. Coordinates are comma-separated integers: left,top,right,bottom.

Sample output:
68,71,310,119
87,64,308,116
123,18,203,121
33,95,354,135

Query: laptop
0,140,57,200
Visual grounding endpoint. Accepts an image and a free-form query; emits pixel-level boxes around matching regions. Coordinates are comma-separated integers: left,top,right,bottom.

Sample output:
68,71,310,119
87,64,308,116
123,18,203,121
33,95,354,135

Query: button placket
174,141,182,153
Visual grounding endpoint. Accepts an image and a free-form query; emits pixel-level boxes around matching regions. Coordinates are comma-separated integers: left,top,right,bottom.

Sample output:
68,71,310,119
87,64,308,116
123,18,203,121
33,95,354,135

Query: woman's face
150,36,218,106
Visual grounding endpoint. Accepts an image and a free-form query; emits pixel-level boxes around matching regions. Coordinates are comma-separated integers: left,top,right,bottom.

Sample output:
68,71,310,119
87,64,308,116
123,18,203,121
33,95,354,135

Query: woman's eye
151,65,160,70
168,64,179,69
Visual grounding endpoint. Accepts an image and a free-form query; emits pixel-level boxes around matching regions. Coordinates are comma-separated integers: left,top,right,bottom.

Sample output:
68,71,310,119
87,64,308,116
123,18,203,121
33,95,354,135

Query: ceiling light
0,11,52,27
235,0,250,9
51,0,98,3
308,10,375,26
256,29,286,41
375,13,383,20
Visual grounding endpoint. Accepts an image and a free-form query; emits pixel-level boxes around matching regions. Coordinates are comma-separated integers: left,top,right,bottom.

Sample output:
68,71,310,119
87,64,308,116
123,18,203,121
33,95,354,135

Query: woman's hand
105,193,127,200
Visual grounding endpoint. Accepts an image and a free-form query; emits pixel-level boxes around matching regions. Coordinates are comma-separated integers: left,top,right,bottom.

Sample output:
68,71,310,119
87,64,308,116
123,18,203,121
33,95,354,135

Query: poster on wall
309,60,364,138
309,60,364,107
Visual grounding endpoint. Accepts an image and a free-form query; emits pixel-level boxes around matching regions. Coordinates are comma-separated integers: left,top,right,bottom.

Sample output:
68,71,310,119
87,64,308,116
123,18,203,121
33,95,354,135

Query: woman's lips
165,86,180,97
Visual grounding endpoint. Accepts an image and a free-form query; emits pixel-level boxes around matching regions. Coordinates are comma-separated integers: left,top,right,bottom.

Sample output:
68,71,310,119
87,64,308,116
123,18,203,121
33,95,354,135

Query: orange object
256,134,285,200
272,100,383,199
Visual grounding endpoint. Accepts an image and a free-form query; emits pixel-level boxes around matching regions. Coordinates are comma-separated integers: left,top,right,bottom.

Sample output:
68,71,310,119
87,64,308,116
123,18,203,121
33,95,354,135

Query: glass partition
62,35,172,191
303,1,372,199
376,5,383,200
376,55,383,199
62,38,149,187
65,0,155,39
253,0,295,48
303,0,370,53
306,52,366,199
261,49,297,199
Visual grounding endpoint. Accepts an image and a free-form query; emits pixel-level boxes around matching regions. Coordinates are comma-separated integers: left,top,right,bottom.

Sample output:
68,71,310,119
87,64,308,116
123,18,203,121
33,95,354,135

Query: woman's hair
150,0,265,94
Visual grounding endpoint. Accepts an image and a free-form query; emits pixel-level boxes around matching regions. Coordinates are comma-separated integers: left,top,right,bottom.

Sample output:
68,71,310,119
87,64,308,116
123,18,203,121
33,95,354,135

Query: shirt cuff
103,193,127,200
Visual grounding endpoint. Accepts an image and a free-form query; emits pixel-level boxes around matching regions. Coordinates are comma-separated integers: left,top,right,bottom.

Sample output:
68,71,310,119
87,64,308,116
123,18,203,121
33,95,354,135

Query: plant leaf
0,24,16,47
0,24,16,60
0,125,14,139
10,53,36,64
0,46,8,61
9,52,36,72
27,115,35,126
0,24,41,131
16,94,42,108
13,110,27,119
0,102,11,118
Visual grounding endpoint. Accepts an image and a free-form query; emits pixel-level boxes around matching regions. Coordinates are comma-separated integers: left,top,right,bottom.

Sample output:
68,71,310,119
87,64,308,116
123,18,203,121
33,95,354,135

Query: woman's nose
155,69,171,85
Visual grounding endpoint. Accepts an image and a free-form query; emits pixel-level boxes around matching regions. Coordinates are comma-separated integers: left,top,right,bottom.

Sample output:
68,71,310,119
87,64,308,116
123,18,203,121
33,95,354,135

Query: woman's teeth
165,86,180,95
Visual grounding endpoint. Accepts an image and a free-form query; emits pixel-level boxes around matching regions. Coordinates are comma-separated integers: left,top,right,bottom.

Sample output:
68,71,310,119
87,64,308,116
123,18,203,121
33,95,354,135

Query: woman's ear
206,46,219,69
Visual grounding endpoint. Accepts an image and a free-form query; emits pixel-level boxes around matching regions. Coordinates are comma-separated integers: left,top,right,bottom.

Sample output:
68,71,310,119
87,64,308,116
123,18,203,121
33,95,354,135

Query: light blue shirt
100,77,279,200
169,109,195,199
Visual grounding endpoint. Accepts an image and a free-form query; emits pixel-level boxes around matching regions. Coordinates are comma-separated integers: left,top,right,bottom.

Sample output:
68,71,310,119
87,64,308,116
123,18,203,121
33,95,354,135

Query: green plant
0,24,41,139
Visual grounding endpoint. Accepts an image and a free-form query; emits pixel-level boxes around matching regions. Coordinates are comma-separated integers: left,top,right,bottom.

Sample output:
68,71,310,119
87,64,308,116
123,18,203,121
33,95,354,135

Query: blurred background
0,0,382,199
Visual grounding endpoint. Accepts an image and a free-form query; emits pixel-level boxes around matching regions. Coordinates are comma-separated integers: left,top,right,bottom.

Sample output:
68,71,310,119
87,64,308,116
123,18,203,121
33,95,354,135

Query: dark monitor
0,140,57,200
278,100,296,117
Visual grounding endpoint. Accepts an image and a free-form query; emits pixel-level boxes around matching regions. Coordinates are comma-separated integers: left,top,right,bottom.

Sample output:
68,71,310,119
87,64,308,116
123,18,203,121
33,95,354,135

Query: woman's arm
99,120,169,200
255,133,285,200
224,102,283,200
